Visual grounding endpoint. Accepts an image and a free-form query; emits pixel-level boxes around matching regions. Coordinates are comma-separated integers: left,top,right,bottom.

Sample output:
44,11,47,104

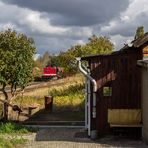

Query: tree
41,51,51,67
33,51,51,78
135,26,144,39
50,55,61,67
57,35,114,73
84,35,114,54
0,29,36,120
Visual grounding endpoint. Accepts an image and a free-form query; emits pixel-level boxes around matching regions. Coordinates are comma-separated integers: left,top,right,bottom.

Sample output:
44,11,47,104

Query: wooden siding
89,49,143,134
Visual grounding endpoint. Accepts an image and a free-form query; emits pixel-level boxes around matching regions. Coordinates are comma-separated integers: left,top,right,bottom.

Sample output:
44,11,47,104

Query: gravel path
22,127,148,148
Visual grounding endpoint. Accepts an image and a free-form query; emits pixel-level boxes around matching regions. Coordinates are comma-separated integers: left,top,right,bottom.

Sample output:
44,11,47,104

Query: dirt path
23,127,148,148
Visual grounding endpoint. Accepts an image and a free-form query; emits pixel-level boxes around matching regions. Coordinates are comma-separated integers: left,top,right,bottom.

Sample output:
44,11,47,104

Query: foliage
0,137,27,148
0,122,37,134
49,83,84,97
33,51,51,78
33,51,51,68
42,51,51,67
33,35,114,74
50,55,61,67
13,74,85,120
0,122,35,147
135,26,144,39
49,83,85,113
54,35,114,73
0,29,36,88
0,29,36,120
13,96,44,107
85,35,114,54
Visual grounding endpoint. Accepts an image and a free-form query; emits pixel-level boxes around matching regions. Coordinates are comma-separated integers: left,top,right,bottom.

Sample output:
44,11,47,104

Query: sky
0,0,148,55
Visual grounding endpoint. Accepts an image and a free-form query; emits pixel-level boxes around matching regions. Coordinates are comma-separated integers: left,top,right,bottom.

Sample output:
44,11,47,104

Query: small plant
10,137,27,145
48,83,85,120
0,137,27,148
0,122,38,134
49,83,84,97
13,96,44,108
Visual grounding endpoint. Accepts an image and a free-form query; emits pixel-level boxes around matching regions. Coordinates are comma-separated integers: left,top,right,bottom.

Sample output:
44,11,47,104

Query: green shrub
13,96,44,107
49,83,85,117
0,122,38,134
0,137,27,148
49,83,84,97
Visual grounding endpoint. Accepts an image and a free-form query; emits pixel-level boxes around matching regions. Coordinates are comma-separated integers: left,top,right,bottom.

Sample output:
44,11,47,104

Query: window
103,86,112,96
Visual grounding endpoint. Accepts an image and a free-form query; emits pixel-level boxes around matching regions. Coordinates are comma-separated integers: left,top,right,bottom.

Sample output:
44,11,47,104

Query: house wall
88,49,143,134
142,68,148,144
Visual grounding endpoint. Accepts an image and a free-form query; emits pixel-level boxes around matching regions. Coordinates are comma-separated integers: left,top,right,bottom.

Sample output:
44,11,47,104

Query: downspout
76,57,97,118
84,77,88,129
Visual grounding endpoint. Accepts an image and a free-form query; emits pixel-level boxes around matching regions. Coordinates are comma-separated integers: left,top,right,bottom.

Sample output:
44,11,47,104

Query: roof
81,50,120,60
81,32,148,61
132,32,148,48
137,59,148,68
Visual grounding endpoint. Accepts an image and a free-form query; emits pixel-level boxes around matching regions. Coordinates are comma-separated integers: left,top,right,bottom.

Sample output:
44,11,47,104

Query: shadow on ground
34,127,147,147
35,128,148,148
23,107,85,125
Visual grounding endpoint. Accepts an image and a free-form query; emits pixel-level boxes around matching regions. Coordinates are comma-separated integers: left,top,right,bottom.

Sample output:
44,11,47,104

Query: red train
42,66,63,80
33,66,63,81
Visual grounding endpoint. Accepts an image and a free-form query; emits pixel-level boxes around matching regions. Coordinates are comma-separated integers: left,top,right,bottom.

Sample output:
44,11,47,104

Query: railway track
0,79,65,95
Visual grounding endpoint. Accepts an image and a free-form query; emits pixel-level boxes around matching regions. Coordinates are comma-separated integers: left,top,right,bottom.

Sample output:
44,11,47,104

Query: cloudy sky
0,0,148,55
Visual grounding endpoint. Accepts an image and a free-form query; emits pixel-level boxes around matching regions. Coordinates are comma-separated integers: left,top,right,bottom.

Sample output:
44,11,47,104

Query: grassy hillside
11,73,85,121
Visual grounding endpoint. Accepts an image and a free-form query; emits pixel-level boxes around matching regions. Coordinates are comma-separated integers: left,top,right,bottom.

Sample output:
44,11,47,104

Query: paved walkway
23,127,148,148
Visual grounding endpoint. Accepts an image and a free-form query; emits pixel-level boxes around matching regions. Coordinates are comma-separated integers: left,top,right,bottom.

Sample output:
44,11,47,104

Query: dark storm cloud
2,0,148,55
4,0,129,26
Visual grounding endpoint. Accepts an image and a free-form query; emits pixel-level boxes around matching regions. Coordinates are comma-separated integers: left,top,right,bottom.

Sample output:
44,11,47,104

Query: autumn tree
41,51,51,67
58,35,114,73
135,26,144,39
50,55,61,67
0,29,36,120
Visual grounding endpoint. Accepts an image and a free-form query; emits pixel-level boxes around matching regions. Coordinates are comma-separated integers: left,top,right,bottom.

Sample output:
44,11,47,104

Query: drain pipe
76,57,97,118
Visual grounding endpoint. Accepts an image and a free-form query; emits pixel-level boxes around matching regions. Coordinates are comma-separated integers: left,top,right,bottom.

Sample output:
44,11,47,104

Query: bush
48,83,85,114
0,122,38,134
0,137,27,148
49,83,84,97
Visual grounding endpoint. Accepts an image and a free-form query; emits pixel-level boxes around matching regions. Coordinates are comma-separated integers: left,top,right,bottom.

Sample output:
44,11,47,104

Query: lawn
0,122,37,148
10,73,85,121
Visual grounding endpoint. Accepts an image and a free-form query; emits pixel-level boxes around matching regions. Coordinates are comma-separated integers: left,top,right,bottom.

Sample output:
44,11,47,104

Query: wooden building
137,33,148,144
77,33,148,137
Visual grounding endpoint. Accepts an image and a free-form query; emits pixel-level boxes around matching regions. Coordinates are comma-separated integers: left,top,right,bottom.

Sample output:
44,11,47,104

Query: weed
0,137,27,148
49,83,84,97
13,96,44,108
49,83,85,118
0,122,38,134
11,74,85,120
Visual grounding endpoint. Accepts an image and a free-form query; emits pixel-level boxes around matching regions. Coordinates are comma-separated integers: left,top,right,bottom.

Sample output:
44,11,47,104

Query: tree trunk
3,102,8,121
2,85,9,121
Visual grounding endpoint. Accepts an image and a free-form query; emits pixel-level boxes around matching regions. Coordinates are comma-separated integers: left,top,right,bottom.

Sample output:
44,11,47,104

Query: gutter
76,57,97,118
137,60,148,68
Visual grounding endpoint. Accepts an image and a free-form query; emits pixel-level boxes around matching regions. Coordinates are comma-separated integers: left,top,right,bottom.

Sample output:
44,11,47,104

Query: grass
11,73,85,120
0,122,37,148
0,122,38,134
12,73,85,109
0,75,85,146
49,83,85,115
0,137,27,148
13,96,44,108
49,84,84,97
23,73,84,98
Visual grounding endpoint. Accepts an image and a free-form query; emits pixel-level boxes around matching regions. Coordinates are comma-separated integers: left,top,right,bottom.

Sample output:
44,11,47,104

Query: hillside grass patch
0,137,27,148
49,83,85,113
11,74,85,120
0,122,37,148
0,122,38,134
